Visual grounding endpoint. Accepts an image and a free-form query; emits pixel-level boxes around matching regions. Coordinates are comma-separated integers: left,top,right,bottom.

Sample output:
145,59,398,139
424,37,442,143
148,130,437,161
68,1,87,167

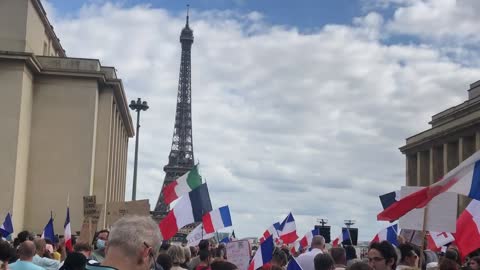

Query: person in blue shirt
9,240,45,270
32,239,60,270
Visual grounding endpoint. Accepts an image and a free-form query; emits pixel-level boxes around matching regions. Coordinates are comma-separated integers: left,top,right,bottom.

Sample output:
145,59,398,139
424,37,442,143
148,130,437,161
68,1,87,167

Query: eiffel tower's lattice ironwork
153,9,195,220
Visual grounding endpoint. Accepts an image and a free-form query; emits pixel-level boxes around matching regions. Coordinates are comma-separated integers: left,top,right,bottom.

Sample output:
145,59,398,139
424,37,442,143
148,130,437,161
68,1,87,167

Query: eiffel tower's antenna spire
186,4,190,27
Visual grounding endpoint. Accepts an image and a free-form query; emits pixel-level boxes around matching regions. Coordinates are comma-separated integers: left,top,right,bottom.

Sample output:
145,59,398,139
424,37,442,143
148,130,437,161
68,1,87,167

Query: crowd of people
1,215,479,270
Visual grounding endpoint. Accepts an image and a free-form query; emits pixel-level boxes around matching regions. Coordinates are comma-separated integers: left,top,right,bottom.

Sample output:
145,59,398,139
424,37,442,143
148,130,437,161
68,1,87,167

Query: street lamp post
129,98,149,201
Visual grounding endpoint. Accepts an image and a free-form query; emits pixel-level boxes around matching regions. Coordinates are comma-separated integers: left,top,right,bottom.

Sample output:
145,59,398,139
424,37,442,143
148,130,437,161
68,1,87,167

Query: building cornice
0,52,134,137
399,116,480,153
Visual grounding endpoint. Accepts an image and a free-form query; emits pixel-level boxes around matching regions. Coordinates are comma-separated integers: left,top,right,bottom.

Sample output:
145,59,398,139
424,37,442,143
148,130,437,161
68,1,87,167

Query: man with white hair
86,215,162,270
297,235,326,270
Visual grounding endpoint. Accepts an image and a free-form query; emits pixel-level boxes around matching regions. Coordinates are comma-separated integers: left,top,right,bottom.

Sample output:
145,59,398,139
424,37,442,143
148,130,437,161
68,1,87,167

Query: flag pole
419,206,429,269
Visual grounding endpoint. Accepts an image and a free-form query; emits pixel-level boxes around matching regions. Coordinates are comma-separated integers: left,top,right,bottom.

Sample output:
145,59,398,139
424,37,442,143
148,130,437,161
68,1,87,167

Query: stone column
417,152,422,186
476,132,480,150
429,148,434,185
431,145,444,183
418,150,430,186
443,143,448,175
407,154,417,186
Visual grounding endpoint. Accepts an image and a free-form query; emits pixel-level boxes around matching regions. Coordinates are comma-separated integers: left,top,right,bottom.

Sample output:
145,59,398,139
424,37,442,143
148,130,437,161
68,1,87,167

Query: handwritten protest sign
83,196,97,218
106,200,150,226
226,240,251,270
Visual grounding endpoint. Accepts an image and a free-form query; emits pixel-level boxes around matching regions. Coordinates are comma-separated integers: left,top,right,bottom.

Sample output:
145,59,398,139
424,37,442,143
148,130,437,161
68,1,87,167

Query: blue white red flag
278,213,298,244
248,236,274,270
202,205,232,233
299,228,320,248
259,222,281,243
42,215,55,241
454,199,480,258
332,228,350,247
371,224,398,246
0,213,13,238
287,257,304,270
64,208,72,252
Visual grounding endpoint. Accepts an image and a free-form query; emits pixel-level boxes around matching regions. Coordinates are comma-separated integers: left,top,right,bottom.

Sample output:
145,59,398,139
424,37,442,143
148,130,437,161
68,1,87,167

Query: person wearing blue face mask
91,230,109,263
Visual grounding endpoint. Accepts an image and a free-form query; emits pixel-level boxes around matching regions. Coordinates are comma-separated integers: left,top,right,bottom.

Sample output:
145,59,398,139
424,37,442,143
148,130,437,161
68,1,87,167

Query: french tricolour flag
332,228,350,247
42,215,55,241
287,257,303,270
278,213,298,244
159,183,212,240
202,205,232,234
259,222,280,243
454,199,480,258
371,224,398,246
248,236,274,270
299,229,320,248
64,208,72,252
378,150,480,221
0,213,13,238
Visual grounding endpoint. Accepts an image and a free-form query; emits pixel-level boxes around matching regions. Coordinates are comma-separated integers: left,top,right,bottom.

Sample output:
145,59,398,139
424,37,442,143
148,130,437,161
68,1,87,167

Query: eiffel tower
153,8,195,228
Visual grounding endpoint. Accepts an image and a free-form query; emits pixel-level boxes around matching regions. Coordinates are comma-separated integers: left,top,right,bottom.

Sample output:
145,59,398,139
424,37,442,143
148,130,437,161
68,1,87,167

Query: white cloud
385,0,480,45
49,2,480,240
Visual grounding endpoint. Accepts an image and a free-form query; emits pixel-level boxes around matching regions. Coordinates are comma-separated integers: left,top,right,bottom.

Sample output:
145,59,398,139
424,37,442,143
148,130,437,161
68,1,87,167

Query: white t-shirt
296,248,323,270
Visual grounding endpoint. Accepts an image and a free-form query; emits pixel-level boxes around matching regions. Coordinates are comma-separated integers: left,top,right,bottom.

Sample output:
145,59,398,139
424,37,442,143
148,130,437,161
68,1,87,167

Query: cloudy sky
44,0,480,241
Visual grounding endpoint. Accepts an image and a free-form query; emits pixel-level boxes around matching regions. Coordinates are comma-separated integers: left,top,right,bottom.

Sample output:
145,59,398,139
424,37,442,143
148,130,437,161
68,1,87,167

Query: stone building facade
400,81,480,212
0,0,134,234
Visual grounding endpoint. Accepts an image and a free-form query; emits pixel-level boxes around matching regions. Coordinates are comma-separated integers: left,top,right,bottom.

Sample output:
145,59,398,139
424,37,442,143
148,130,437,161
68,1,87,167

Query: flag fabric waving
379,191,400,210
64,208,72,252
287,257,304,270
332,228,350,247
42,215,55,241
299,229,320,249
371,224,398,246
278,213,298,244
378,150,480,221
159,183,212,240
427,231,454,251
0,213,13,238
162,165,202,205
220,237,231,244
454,199,480,258
259,222,281,243
202,205,232,233
248,236,274,270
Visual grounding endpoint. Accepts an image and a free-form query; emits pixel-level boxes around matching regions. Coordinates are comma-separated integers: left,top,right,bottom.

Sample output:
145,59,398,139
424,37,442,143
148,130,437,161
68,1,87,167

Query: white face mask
96,239,106,249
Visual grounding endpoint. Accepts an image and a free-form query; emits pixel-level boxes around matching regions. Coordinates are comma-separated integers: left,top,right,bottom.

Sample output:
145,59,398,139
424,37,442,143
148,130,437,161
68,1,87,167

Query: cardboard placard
399,186,457,232
77,217,98,244
83,196,97,218
399,229,424,246
226,240,251,270
106,200,150,226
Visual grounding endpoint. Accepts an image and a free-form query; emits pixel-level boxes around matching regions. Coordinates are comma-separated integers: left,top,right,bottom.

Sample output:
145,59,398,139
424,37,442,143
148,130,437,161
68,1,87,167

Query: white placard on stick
399,186,457,232
226,240,251,270
186,224,215,247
